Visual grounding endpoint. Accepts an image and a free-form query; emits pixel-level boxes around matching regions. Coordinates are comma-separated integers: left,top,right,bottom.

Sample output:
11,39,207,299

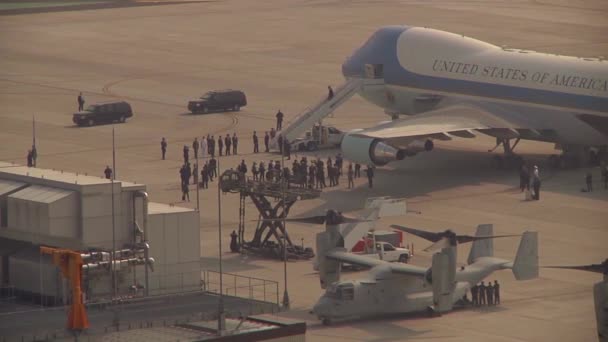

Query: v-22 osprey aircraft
312,222,538,325
339,26,608,168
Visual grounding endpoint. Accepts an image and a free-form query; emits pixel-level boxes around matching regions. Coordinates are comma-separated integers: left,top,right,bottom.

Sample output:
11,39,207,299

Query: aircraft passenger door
364,64,384,79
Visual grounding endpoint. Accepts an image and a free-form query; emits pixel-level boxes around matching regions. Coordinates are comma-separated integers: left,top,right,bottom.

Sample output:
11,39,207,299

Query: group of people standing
226,154,376,191
470,280,500,306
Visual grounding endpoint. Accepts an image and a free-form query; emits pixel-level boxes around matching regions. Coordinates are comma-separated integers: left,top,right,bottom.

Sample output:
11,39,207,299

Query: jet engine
403,139,434,157
341,130,434,166
341,130,405,166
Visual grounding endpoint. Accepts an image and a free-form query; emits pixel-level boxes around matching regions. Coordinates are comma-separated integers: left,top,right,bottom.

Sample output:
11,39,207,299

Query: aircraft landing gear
322,318,332,326
489,138,523,170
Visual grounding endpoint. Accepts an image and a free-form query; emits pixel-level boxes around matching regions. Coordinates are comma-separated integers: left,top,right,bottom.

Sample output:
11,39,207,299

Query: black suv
73,101,133,126
188,90,247,114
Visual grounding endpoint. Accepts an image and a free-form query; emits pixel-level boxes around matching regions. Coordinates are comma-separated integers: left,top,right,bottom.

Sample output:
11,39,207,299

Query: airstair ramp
271,78,373,149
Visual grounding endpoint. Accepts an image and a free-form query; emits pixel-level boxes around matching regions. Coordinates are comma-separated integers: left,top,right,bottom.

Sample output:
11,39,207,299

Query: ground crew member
277,135,283,154
347,164,354,188
259,162,266,181
252,162,258,180
192,163,198,185
230,230,239,252
471,284,479,306
179,165,187,186
209,136,216,157
487,282,494,305
253,131,259,153
276,110,284,130
104,165,112,179
232,133,238,155
532,165,541,200
218,136,223,156
78,92,85,111
264,132,270,152
479,281,486,305
209,157,217,180
366,165,374,188
201,163,209,189
225,134,231,156
493,280,500,304
327,85,334,101
185,163,192,185
328,165,335,187
161,137,167,160
181,182,190,201
585,172,593,192
354,163,361,178
26,150,33,167
183,145,189,164
192,138,199,159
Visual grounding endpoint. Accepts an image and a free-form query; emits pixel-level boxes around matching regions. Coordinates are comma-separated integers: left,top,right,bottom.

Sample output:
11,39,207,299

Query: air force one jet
339,26,608,167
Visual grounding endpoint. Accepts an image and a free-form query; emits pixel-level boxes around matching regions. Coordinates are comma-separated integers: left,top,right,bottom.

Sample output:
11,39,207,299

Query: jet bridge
270,78,383,150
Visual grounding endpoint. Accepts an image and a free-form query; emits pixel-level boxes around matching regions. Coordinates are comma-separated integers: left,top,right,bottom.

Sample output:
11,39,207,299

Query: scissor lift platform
220,170,321,260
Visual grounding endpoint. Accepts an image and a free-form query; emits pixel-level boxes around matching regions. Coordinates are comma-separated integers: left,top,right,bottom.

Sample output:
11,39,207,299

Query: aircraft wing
352,104,524,142
326,250,427,277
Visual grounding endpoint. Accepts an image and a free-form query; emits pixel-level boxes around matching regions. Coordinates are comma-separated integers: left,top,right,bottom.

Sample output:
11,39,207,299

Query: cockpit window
325,283,354,300
339,284,354,300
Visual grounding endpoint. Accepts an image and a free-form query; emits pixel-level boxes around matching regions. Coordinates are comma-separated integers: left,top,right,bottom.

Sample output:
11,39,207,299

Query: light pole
111,125,117,299
217,156,225,334
281,143,290,309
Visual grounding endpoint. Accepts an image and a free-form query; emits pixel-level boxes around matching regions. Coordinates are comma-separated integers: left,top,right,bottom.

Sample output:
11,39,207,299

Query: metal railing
201,269,280,307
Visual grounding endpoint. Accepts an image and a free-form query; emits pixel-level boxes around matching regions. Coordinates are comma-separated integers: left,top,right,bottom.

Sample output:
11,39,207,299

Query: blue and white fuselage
339,26,608,165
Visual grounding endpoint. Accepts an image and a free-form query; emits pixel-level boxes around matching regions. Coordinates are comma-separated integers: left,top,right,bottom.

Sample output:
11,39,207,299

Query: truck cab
368,241,409,263
293,124,344,151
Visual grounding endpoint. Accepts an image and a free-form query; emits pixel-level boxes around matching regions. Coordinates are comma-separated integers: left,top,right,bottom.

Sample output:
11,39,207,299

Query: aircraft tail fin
431,247,456,313
467,224,494,265
511,231,539,280
593,281,608,341
316,231,342,289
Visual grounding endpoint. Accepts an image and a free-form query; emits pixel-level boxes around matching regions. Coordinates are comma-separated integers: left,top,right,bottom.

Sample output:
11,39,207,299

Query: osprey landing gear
489,138,523,170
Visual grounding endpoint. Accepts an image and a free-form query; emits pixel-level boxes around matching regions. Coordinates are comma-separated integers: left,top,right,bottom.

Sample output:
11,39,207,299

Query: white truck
292,124,344,152
356,240,411,263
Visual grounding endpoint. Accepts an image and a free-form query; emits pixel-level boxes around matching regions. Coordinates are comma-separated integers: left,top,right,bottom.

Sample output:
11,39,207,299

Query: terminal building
0,161,201,304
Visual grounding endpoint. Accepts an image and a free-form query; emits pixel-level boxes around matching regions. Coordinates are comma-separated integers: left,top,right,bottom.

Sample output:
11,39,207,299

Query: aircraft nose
312,298,331,316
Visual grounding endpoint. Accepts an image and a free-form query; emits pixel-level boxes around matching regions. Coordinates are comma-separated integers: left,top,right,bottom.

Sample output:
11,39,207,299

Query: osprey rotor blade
390,225,443,242
339,215,371,224
455,234,521,244
543,259,608,274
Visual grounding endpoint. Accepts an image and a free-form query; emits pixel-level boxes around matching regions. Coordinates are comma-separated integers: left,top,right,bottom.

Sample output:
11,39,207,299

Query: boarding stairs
270,78,377,150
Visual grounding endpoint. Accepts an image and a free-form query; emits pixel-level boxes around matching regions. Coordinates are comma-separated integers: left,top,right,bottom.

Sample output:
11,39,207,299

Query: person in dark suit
253,131,259,153
366,165,374,188
276,110,284,130
225,134,231,156
78,92,85,111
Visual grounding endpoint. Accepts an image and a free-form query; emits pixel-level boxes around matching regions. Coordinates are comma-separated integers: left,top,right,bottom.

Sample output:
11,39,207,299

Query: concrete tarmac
1,1,607,341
